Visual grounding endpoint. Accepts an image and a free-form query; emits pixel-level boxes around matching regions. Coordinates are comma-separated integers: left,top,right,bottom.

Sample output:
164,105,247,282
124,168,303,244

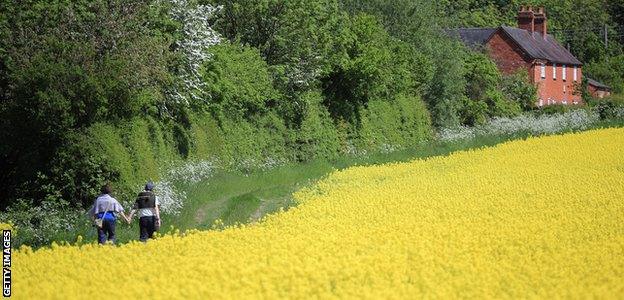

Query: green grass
172,131,539,233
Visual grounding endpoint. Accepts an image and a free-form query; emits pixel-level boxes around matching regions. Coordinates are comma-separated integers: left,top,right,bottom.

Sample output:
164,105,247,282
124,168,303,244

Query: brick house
449,6,588,106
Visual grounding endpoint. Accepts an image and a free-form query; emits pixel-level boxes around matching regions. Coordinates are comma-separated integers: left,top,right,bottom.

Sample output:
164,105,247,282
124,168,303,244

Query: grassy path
174,133,542,232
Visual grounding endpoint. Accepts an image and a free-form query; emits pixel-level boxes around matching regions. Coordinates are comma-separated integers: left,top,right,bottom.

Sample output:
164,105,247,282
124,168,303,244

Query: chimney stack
533,7,547,37
517,6,548,36
517,6,535,32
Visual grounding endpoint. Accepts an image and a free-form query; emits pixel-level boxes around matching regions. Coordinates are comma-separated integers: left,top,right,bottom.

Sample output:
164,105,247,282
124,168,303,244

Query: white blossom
165,0,221,106
153,158,220,214
437,109,600,142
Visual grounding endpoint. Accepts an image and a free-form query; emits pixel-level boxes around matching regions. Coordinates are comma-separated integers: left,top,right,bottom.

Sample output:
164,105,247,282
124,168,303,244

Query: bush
461,52,521,125
188,113,226,159
536,104,572,115
589,95,624,120
501,70,538,111
355,95,431,152
0,197,91,248
202,43,280,119
218,112,289,170
291,92,342,161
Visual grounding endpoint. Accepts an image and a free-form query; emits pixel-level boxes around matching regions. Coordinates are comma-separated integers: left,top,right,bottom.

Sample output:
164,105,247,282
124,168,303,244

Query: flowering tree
167,0,222,107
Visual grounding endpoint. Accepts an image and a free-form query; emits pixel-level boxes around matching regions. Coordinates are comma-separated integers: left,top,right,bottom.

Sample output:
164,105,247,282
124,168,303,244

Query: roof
499,26,582,66
587,78,611,90
445,28,496,49
447,26,582,66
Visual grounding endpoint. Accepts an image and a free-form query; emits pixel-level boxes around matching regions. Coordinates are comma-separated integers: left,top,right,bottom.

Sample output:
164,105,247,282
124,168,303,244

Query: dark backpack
136,191,156,209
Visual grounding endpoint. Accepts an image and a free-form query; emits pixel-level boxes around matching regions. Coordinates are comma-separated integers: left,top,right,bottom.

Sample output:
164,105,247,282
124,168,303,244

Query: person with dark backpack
128,182,161,242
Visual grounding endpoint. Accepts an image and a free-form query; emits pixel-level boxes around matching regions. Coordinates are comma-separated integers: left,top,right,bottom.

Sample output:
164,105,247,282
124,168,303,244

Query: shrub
202,43,279,119
589,95,624,120
355,95,432,152
188,113,226,159
291,92,342,161
501,70,538,111
536,104,571,115
461,52,521,125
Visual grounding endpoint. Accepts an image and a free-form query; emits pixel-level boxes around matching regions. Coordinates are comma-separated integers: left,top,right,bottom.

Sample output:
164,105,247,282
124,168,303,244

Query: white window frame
573,66,578,81
540,63,546,79
552,63,557,80
562,64,567,81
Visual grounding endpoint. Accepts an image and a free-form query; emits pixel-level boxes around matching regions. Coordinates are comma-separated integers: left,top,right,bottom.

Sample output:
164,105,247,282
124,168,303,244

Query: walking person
128,182,161,242
89,183,129,244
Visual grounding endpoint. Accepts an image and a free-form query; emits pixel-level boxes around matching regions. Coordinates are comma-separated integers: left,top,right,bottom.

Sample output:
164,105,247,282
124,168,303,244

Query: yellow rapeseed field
14,128,624,299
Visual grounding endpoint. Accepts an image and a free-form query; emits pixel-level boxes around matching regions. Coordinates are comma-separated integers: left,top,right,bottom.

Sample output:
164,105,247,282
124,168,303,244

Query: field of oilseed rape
13,128,624,298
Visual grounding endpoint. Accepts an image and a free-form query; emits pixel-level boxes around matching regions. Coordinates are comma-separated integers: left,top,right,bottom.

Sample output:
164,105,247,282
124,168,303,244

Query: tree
0,0,175,208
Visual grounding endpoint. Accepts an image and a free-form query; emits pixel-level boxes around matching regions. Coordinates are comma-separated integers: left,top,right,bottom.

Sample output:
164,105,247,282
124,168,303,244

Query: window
540,63,546,79
552,63,557,80
573,66,578,81
562,64,567,81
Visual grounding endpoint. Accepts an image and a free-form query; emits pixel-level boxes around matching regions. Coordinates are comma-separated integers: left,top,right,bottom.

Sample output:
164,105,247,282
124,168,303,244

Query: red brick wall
486,31,531,75
534,64,583,106
486,31,583,106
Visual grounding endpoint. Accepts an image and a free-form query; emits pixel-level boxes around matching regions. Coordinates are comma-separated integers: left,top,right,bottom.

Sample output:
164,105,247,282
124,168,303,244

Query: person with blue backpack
89,183,130,244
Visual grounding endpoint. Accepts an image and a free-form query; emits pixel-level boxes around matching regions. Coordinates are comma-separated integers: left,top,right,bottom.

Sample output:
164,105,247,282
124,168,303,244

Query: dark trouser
139,216,156,242
97,219,116,244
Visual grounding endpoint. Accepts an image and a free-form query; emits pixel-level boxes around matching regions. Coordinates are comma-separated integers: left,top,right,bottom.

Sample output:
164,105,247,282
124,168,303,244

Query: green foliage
203,43,279,119
339,0,466,128
218,111,289,168
292,92,342,161
461,52,522,125
355,95,432,152
321,14,424,123
535,104,572,115
501,70,539,111
214,0,346,90
587,94,624,120
0,0,175,209
585,55,624,94
173,124,192,159
188,113,225,159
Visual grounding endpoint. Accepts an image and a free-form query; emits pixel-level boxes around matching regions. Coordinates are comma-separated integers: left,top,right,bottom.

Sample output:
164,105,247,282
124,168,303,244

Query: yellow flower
11,128,624,299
